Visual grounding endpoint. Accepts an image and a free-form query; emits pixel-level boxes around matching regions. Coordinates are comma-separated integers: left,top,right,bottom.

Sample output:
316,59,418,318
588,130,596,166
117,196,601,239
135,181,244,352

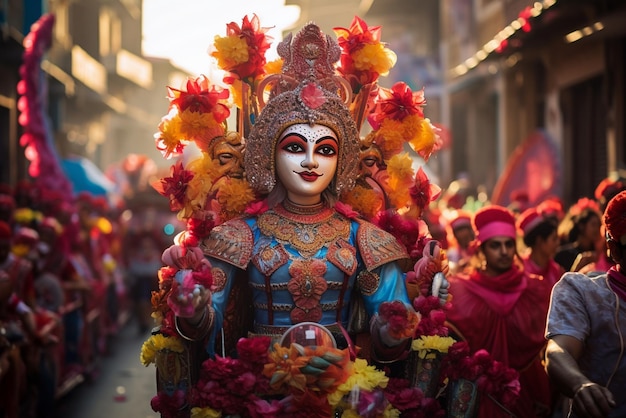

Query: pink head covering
473,205,516,244
516,208,543,236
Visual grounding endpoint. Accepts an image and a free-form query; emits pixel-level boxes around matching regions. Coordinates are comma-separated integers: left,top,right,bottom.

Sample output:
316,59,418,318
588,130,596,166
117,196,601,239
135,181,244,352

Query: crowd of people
0,180,169,417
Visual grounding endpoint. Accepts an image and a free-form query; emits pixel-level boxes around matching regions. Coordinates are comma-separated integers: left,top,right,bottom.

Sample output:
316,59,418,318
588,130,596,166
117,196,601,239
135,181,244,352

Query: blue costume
201,201,410,355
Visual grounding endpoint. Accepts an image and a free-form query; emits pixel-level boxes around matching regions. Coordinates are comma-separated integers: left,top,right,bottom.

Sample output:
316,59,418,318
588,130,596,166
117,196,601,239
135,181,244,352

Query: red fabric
446,265,553,417
608,266,626,301
522,256,563,288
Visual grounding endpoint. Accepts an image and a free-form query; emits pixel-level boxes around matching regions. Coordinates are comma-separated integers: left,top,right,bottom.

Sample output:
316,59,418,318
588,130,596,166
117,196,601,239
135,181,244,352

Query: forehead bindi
280,125,337,143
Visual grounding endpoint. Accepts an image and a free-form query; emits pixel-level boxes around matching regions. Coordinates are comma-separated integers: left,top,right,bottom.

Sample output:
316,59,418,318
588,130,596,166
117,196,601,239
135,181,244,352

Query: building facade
442,0,626,206
0,0,190,189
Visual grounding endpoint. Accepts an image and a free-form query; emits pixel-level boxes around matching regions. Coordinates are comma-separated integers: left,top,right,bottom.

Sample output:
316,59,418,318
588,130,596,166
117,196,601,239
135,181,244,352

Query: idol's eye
362,157,377,167
217,153,233,165
282,142,304,153
317,145,337,156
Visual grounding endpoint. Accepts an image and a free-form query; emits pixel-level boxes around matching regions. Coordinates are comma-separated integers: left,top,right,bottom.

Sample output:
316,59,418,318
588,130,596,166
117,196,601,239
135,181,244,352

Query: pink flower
245,199,269,216
248,397,283,418
300,83,326,109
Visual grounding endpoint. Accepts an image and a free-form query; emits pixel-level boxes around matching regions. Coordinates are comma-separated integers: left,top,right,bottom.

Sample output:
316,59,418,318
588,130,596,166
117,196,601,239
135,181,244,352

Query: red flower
335,201,360,219
237,336,271,369
413,295,448,337
368,82,426,129
223,14,273,81
300,83,326,109
187,213,217,240
378,300,420,339
245,199,269,216
150,390,186,418
373,209,421,253
168,75,230,122
152,162,193,212
409,167,441,211
334,16,385,89
385,378,423,411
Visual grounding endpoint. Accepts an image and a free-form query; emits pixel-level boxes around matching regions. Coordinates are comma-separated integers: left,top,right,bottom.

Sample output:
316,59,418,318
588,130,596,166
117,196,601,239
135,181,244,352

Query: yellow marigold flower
140,334,184,366
179,109,220,141
387,186,411,210
213,35,249,69
329,358,388,405
229,78,244,109
191,407,222,418
352,43,396,76
383,405,401,418
217,178,256,219
411,335,457,359
409,118,438,161
341,185,383,220
387,152,414,182
264,58,283,75
157,113,184,156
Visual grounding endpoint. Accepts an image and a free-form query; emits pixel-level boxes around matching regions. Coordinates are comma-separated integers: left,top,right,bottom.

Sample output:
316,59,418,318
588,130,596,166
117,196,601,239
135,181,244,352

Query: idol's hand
431,272,450,306
167,269,212,319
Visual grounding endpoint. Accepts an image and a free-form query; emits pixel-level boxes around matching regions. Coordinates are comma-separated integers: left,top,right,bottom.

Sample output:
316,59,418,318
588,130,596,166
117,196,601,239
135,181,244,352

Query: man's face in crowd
483,236,516,276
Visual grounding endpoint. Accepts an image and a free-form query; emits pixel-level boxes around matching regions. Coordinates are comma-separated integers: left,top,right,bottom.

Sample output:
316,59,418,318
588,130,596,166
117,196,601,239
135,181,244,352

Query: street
54,321,159,418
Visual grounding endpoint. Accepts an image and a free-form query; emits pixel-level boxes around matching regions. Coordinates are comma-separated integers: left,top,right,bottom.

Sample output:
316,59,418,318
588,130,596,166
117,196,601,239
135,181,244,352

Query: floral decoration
155,76,231,159
377,300,421,340
409,167,442,215
334,16,397,92
441,341,521,409
211,14,273,83
140,333,185,366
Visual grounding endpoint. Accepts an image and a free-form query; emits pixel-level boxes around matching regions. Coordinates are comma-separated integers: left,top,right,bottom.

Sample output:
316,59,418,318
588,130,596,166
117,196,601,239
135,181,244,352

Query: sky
142,0,301,76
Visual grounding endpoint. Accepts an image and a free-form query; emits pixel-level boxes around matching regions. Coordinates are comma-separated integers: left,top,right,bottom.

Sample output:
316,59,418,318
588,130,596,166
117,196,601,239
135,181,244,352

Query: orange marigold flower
334,16,396,91
212,14,273,82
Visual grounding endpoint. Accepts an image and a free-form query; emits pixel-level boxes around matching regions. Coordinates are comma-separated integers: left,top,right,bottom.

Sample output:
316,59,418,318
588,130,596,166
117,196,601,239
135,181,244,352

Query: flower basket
446,378,479,418
405,349,443,398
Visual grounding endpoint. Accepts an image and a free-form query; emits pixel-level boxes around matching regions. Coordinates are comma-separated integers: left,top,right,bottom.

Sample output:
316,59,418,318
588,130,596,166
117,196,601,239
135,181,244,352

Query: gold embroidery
357,270,380,295
211,267,227,292
258,205,351,257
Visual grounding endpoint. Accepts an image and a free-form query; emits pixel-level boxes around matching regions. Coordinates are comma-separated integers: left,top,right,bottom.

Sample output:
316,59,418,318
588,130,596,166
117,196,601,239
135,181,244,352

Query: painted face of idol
275,124,339,206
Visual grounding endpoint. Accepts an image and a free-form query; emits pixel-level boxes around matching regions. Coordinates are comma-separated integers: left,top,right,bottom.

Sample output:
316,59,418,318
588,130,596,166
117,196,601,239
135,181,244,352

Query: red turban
517,208,543,236
604,190,626,245
473,205,516,244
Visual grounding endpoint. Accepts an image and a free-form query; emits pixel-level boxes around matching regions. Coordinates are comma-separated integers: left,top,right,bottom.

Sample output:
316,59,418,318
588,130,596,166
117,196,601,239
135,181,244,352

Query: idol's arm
363,262,413,362
175,257,237,356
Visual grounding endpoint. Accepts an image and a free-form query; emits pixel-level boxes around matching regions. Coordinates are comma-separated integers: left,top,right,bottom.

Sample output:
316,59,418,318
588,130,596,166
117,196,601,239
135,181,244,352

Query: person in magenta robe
445,205,554,418
517,206,564,288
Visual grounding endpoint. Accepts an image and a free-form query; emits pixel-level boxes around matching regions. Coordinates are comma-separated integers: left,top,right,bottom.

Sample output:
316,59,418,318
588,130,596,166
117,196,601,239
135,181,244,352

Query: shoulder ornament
200,219,254,269
356,220,409,270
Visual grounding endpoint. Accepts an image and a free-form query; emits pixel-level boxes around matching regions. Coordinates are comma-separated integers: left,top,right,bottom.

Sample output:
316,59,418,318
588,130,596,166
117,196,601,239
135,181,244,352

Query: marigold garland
140,333,185,366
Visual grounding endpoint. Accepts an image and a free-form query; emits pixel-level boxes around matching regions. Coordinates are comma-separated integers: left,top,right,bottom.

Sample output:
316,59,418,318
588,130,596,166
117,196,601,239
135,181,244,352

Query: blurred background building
1,0,625,208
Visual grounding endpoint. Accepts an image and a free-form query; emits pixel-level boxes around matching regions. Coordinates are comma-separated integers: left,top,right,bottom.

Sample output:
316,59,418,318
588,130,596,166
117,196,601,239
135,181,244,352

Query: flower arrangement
333,16,397,93
441,341,521,410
